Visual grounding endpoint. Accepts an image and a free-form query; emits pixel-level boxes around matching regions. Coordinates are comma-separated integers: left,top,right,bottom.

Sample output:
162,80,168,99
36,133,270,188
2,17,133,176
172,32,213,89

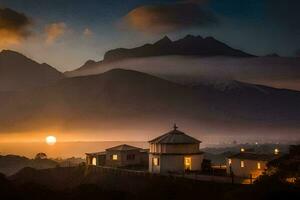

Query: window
241,160,245,168
153,157,159,166
257,162,261,169
92,157,97,166
127,154,135,160
112,154,118,160
240,148,245,152
228,159,232,165
184,157,192,171
274,148,279,155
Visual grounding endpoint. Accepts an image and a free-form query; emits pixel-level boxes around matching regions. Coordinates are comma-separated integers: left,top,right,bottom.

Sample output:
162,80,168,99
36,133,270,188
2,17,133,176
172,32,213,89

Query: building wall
226,158,268,178
105,150,142,167
149,153,203,174
150,143,200,154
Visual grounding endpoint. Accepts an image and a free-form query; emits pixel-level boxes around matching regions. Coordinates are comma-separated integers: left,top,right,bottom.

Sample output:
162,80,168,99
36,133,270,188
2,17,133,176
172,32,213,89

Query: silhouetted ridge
103,35,253,61
0,50,64,91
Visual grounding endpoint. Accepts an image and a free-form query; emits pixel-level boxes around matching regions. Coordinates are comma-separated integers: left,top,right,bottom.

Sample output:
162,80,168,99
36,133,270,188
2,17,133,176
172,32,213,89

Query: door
184,157,192,171
92,157,97,166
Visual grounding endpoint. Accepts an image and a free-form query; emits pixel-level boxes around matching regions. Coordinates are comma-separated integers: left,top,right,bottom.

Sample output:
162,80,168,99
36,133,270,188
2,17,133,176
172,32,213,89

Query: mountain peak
154,36,172,45
0,49,64,91
99,35,253,62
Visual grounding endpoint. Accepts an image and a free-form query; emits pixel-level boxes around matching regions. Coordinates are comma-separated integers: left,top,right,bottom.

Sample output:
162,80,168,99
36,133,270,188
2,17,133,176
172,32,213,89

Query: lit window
112,154,118,160
257,162,261,169
92,157,97,166
241,160,245,168
228,159,232,165
241,148,245,152
184,157,192,170
153,157,159,166
274,148,279,155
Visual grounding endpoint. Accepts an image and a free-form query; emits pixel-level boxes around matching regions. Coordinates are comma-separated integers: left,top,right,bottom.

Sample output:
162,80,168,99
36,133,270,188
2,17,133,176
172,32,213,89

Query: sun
46,136,57,145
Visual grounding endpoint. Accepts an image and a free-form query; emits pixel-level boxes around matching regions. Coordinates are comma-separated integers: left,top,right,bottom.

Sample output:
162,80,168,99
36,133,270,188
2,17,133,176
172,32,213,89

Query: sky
0,0,299,71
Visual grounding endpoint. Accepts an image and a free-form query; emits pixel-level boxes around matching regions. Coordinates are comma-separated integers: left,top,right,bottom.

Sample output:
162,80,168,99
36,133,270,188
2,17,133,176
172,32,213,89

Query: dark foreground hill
3,166,299,200
0,50,64,91
8,166,239,200
1,69,300,137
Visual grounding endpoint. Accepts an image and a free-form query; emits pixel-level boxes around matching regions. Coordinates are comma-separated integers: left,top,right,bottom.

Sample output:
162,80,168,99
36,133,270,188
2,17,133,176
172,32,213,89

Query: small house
226,152,278,178
86,144,148,167
149,125,204,174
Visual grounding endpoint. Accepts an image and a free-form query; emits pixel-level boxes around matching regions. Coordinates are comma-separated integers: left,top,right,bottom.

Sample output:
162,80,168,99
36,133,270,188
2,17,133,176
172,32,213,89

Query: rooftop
227,152,278,161
85,151,106,156
106,144,141,151
149,124,201,144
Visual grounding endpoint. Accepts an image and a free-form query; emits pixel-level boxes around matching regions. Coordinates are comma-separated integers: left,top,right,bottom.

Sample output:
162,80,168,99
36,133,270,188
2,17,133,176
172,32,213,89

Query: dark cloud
0,8,32,47
122,1,217,34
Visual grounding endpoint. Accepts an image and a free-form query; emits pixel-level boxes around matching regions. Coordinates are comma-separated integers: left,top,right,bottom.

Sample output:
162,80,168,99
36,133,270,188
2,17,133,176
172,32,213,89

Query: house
226,152,278,178
86,144,148,167
149,125,204,174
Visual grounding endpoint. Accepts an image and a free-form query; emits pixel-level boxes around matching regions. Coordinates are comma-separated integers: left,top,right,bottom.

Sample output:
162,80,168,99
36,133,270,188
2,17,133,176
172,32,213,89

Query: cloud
45,22,66,44
83,28,93,37
0,8,32,48
121,1,217,34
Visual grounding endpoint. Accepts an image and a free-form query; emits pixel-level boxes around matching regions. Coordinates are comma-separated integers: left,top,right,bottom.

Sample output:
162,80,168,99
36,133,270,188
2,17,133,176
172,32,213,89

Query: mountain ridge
103,35,253,62
1,69,300,137
0,50,64,91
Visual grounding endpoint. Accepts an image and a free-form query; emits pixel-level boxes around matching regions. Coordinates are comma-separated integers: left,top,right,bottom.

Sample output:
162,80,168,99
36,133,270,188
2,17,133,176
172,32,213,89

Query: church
148,125,204,174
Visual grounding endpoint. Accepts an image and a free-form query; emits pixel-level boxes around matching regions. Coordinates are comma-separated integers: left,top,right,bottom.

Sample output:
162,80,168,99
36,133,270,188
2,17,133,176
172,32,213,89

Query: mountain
0,50,64,91
66,55,300,91
66,36,300,91
1,69,300,138
67,35,252,75
103,35,252,62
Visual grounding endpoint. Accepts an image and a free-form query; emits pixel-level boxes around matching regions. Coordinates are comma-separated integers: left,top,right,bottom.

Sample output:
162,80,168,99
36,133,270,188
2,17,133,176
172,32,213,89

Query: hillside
8,166,238,199
1,69,300,137
0,50,64,91
0,155,58,175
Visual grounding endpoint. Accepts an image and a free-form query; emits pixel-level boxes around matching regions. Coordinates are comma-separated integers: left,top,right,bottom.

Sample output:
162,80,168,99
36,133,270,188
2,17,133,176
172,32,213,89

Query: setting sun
46,136,57,145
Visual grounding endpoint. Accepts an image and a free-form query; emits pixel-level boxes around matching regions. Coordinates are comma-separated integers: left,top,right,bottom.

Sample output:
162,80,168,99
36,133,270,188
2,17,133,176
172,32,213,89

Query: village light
257,162,261,169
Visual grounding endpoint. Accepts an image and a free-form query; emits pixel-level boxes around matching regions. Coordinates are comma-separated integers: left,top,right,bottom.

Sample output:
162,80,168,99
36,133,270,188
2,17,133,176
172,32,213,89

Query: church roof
149,125,201,144
106,144,141,151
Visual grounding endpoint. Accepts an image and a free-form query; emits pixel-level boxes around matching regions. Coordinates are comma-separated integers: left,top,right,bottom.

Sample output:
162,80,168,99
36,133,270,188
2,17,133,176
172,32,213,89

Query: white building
226,152,278,178
149,125,204,174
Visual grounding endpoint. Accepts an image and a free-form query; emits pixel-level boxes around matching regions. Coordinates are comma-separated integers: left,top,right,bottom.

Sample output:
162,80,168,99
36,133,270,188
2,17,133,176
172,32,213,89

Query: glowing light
241,160,245,168
46,136,57,145
92,157,97,165
112,154,118,160
153,157,159,166
184,157,192,170
241,148,245,152
228,159,232,165
274,148,279,155
257,162,261,169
